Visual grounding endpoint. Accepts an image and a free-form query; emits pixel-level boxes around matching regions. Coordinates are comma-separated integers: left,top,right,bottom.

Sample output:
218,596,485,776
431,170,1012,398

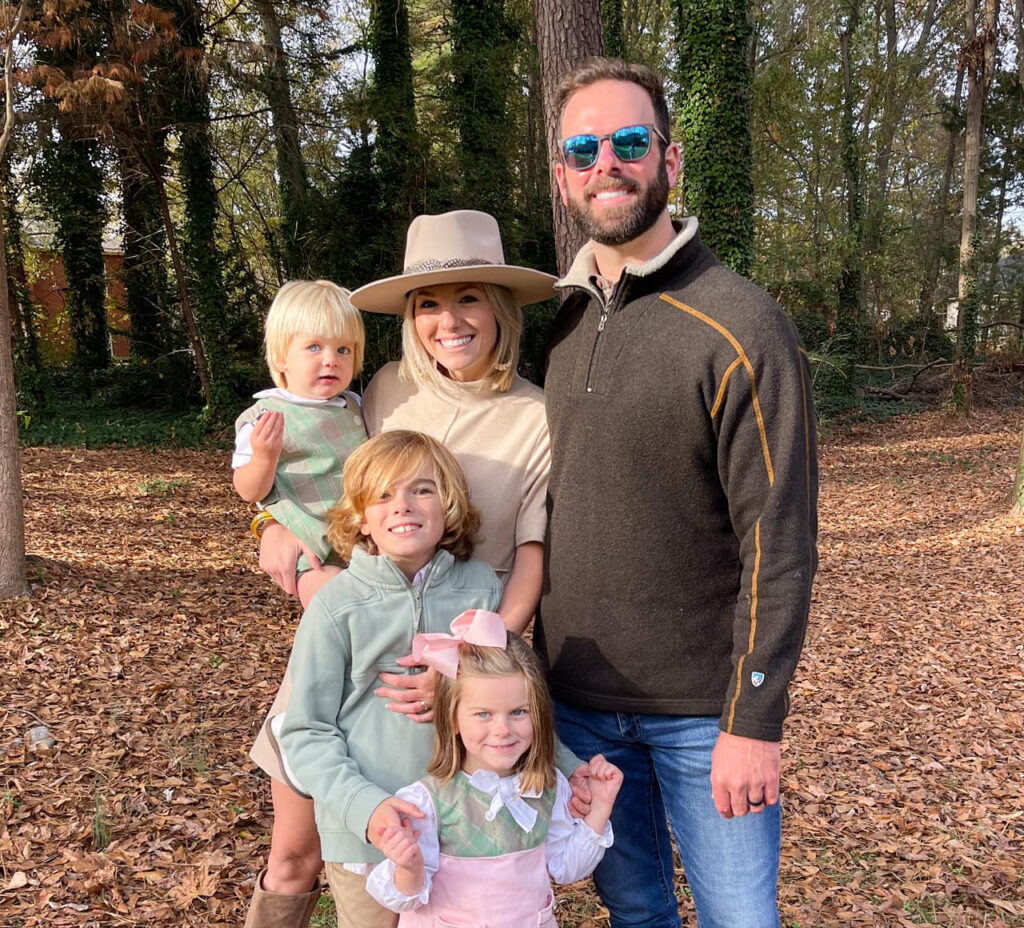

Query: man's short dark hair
553,58,671,143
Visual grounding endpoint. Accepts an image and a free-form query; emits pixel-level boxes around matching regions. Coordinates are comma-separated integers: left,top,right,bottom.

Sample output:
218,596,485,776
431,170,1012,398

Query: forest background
0,0,1022,433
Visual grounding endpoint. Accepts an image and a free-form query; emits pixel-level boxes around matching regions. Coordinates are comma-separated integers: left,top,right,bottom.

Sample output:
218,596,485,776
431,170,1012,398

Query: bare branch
0,1,28,165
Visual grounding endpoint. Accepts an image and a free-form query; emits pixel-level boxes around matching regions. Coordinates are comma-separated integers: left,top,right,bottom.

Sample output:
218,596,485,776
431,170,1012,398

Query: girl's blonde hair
326,430,480,564
429,633,556,794
398,283,522,394
264,280,365,389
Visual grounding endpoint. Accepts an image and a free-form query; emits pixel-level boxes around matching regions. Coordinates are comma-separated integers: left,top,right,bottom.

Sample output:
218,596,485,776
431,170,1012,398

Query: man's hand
710,731,780,819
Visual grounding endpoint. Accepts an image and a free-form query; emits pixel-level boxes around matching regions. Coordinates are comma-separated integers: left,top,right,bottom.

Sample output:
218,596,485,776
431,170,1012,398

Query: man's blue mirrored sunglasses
559,124,669,171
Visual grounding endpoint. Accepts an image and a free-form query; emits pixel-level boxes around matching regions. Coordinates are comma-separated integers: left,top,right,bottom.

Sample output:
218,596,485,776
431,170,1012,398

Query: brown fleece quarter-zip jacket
536,220,818,741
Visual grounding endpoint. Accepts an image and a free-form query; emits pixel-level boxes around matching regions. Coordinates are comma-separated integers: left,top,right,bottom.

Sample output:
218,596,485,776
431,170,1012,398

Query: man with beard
535,59,818,927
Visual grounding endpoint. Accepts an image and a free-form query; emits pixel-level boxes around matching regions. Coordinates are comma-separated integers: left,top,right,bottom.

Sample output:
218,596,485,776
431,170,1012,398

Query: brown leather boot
242,870,321,928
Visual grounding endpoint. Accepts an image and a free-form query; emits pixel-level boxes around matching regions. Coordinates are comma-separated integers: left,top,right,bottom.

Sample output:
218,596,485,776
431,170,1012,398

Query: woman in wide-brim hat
262,208,557,615
250,210,557,928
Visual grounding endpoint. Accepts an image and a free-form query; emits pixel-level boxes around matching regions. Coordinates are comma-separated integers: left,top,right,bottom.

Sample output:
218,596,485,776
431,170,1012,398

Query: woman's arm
497,541,544,635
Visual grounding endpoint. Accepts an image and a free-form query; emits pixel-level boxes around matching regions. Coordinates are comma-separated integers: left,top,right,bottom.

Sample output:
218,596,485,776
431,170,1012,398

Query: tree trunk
370,0,419,264
674,0,755,275
952,0,1000,414
602,0,625,58
918,64,965,335
2,162,48,414
120,140,172,365
450,0,513,227
534,0,603,275
169,0,232,423
1013,426,1024,517
253,0,313,278
837,0,863,329
0,0,28,601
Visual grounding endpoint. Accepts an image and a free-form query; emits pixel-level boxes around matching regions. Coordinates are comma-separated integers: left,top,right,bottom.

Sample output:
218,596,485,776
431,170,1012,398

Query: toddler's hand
380,821,423,872
251,410,284,457
367,796,425,851
587,753,623,808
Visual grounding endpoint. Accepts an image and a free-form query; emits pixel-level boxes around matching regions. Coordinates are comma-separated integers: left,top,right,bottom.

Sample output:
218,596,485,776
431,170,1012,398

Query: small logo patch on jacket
750,672,765,687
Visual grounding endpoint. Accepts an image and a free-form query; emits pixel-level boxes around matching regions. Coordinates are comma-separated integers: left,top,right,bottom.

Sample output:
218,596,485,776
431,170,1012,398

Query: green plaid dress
425,774,555,859
235,392,366,568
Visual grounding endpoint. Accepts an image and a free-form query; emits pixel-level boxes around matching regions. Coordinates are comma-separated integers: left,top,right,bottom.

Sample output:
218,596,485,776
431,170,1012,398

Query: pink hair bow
412,609,507,679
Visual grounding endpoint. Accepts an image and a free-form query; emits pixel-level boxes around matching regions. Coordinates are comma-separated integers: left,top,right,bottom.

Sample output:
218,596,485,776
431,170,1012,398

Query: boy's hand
250,410,284,459
367,797,425,850
587,753,623,809
380,821,423,871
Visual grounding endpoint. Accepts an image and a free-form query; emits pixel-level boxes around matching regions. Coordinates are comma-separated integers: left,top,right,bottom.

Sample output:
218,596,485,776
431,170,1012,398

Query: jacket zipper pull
597,310,608,333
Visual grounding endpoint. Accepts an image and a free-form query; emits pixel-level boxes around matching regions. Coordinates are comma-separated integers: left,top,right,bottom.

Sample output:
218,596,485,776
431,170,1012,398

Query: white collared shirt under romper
366,769,613,927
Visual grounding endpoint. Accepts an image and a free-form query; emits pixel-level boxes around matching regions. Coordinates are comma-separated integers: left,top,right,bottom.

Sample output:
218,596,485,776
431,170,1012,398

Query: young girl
276,430,504,928
233,279,366,608
365,624,623,927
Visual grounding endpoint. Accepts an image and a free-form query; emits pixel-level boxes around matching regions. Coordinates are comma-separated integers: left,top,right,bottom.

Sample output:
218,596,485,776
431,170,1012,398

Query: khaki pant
325,863,398,928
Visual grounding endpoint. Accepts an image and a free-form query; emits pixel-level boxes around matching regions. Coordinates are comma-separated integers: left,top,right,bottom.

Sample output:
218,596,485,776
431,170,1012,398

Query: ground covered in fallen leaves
2,408,1023,927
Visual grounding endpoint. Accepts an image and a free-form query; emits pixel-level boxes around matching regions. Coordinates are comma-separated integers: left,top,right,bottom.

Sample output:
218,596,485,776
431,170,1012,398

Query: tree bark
534,0,604,275
0,0,28,601
918,64,965,334
1013,425,1024,517
253,0,312,278
169,0,232,423
450,0,513,227
838,0,864,328
952,0,1000,414
674,0,755,275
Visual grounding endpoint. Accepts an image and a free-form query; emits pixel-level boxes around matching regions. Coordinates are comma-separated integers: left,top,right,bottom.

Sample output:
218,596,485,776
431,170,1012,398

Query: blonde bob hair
326,430,480,564
264,280,365,389
428,632,556,795
398,283,523,394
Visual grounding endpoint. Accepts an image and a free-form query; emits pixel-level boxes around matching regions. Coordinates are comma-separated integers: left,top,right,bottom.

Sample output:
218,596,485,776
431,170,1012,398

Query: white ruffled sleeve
545,770,614,884
364,782,439,912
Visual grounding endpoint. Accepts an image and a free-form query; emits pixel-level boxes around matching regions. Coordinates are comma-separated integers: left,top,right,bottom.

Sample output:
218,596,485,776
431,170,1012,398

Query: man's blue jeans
555,700,781,928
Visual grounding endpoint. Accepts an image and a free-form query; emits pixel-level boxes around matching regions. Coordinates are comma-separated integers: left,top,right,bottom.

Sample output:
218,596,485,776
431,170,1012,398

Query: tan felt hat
349,210,557,314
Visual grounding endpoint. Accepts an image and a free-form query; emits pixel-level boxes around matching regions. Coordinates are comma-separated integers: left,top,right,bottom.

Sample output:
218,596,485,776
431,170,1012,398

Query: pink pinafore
398,775,558,928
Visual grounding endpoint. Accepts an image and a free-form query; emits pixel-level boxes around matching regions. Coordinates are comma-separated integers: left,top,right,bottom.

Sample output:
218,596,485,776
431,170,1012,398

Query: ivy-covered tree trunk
253,0,313,278
38,131,110,374
952,0,1000,415
450,0,513,227
534,0,603,275
120,141,172,365
837,0,863,329
602,0,625,59
168,0,233,422
370,0,419,264
674,0,754,275
2,162,48,414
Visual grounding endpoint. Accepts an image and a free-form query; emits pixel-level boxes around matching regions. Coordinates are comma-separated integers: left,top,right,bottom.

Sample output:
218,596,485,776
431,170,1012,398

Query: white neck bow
465,770,542,832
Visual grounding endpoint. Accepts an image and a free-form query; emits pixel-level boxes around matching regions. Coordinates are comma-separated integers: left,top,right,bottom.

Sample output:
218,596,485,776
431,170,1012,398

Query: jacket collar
556,216,701,296
347,546,455,589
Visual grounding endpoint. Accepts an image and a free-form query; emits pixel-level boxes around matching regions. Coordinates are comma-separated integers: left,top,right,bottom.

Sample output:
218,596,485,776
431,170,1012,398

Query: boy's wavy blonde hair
398,283,523,394
264,280,365,389
428,632,557,795
326,430,480,564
